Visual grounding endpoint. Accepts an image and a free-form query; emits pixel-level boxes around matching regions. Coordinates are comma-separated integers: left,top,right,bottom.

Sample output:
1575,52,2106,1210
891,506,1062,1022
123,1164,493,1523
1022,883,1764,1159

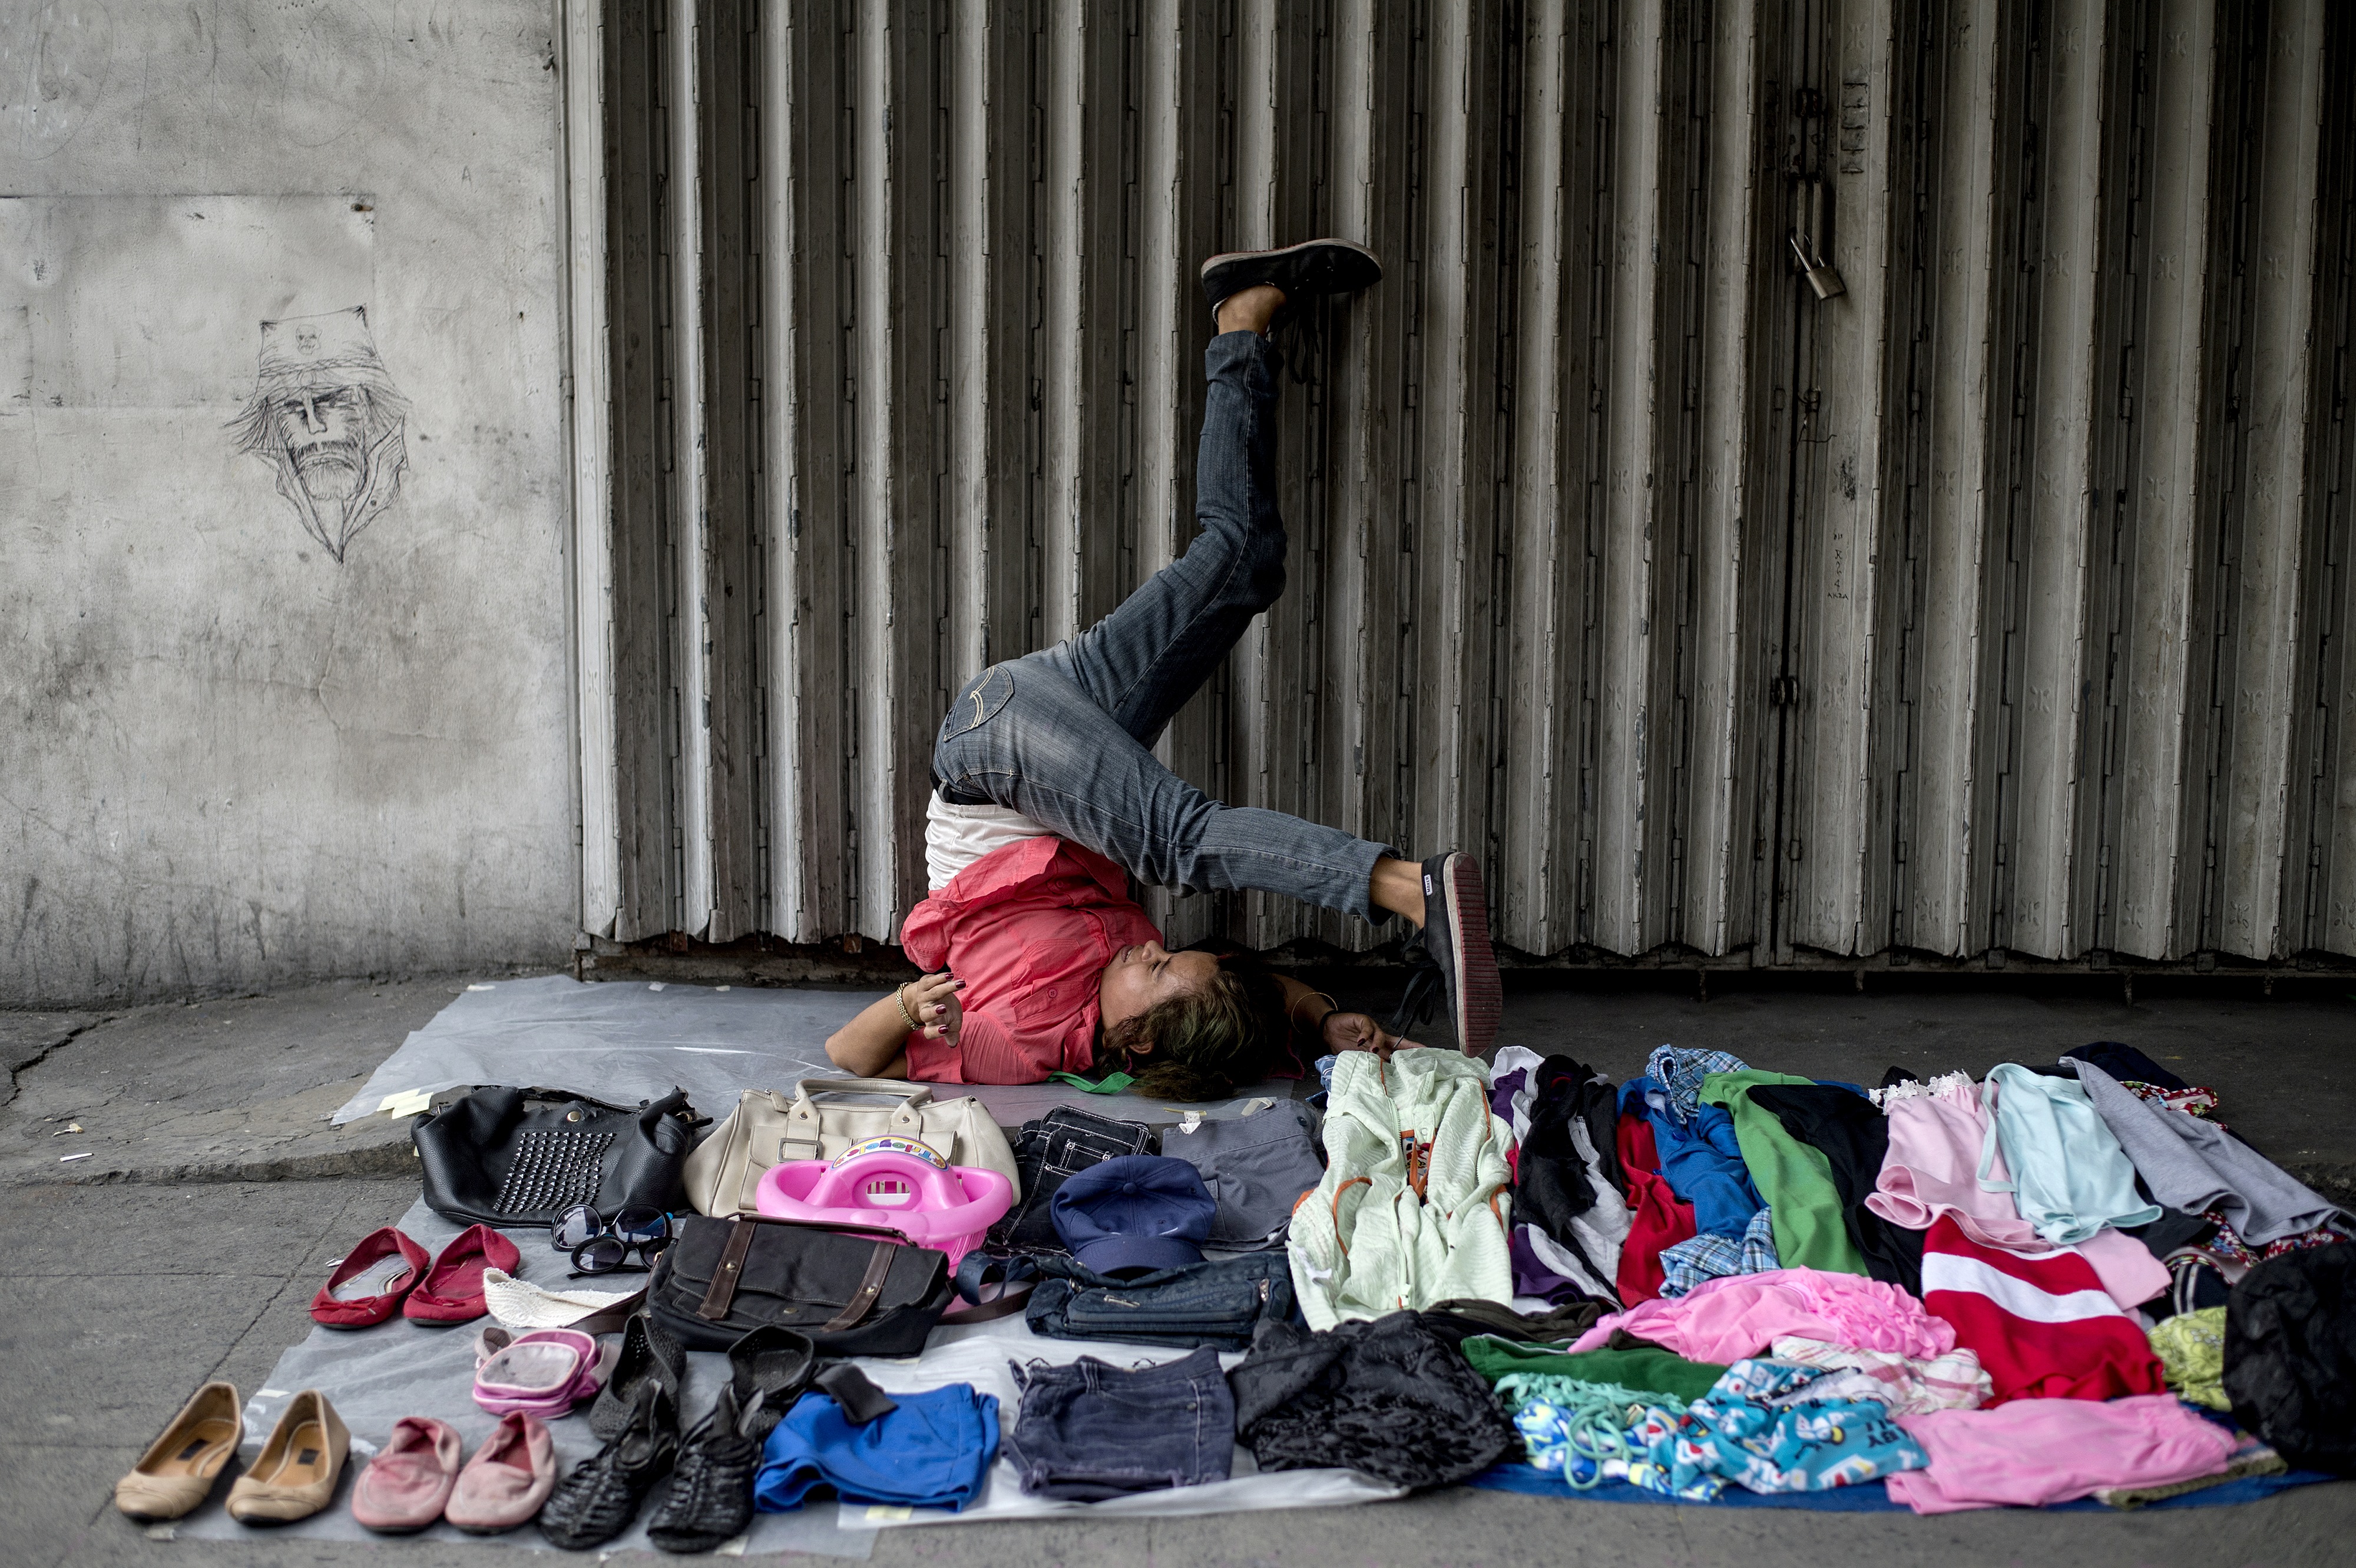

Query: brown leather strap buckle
820,1240,898,1332
939,1283,1034,1324
697,1218,759,1320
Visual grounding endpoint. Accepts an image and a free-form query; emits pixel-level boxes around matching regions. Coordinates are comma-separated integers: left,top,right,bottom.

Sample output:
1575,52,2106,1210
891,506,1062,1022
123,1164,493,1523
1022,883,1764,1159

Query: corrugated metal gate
561,0,2356,972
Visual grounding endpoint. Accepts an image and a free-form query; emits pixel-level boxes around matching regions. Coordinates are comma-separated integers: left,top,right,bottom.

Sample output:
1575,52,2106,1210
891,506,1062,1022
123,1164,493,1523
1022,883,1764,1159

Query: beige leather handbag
682,1078,1021,1217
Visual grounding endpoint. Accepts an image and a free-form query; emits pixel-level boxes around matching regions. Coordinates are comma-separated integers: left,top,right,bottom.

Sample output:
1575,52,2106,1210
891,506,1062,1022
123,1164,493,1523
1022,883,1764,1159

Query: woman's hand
1321,1010,1404,1060
824,971,963,1079
906,971,963,1043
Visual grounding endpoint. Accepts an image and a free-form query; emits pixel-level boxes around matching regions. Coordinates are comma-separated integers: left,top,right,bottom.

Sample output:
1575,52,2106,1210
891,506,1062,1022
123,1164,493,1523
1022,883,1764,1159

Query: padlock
1790,231,1846,300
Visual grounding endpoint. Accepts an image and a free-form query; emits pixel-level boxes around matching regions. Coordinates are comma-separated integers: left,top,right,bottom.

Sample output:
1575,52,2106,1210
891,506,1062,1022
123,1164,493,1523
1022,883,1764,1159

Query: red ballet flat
403,1224,524,1324
310,1228,432,1329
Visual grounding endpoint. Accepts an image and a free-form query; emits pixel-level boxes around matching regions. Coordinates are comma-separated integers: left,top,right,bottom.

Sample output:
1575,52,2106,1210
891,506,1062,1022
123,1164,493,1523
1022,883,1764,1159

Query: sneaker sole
1440,854,1502,1057
1199,238,1384,309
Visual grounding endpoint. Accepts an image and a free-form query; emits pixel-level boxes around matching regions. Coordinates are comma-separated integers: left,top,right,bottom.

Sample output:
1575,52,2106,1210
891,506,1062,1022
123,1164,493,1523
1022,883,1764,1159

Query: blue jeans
1021,1251,1296,1351
1004,1347,1235,1500
932,332,1395,924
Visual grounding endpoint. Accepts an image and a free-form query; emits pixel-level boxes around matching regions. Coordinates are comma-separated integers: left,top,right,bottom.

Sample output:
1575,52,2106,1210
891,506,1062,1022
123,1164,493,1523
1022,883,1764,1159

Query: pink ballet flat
443,1412,556,1533
349,1415,462,1533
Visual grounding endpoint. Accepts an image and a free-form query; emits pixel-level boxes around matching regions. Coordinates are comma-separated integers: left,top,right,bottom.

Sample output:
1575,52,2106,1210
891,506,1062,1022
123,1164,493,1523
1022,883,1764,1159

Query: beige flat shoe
115,1381,243,1521
224,1389,349,1524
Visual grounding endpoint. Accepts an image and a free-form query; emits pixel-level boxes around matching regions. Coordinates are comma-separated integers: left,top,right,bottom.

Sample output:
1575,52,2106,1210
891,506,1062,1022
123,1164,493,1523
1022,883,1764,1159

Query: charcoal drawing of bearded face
229,306,411,561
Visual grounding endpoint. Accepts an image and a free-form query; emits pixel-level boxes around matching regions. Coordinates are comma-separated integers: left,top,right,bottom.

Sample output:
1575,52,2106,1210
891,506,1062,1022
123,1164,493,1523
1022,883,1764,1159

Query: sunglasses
551,1204,673,1279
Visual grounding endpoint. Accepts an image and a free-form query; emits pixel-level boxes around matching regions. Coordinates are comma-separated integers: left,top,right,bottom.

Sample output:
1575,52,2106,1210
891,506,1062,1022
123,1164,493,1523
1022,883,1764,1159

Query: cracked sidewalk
0,977,505,1186
3,970,2352,1210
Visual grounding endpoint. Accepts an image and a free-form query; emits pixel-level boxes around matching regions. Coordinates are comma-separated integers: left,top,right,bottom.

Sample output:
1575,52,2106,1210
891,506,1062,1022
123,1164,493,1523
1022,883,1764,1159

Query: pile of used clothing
145,1037,2352,1547
1452,1039,2354,1511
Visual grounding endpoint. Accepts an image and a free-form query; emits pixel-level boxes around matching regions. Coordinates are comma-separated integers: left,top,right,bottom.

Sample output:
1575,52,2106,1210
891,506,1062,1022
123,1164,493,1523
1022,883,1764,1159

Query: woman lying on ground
823,240,1501,1101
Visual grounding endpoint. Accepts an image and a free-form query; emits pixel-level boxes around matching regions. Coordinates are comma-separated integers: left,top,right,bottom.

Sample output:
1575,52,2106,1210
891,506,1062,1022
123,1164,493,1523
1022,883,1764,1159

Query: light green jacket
1288,1046,1514,1329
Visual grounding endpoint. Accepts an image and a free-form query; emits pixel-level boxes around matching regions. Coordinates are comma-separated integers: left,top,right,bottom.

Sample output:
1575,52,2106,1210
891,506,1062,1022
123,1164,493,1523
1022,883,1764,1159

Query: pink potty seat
752,1134,1014,1269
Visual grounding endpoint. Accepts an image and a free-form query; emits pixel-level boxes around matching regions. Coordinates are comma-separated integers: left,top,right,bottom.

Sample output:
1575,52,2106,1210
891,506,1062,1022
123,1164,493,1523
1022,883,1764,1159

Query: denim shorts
1003,1347,1235,1501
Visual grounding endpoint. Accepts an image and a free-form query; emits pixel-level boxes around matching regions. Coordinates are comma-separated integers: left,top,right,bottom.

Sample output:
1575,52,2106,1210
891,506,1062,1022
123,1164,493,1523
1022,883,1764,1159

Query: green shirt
1699,1069,1871,1276
1459,1337,1727,1404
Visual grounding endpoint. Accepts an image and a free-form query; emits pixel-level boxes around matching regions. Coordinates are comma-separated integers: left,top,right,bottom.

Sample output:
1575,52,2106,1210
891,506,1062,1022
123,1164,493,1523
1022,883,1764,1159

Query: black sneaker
1387,852,1501,1057
537,1381,680,1551
728,1325,818,1415
1199,238,1383,317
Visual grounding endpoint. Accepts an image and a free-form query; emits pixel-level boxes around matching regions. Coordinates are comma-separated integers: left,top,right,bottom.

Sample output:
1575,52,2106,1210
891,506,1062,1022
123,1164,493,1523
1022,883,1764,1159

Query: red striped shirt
1919,1215,2166,1404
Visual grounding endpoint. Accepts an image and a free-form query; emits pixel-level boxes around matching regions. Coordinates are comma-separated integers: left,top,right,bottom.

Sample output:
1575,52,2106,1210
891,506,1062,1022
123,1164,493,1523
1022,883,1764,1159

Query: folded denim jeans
1023,1251,1297,1351
1004,1347,1235,1501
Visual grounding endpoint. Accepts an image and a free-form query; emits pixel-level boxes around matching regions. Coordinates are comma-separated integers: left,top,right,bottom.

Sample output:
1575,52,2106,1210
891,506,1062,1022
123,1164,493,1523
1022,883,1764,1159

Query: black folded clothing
2066,1040,2190,1091
1415,1296,1603,1349
2226,1243,2356,1477
1228,1311,1517,1490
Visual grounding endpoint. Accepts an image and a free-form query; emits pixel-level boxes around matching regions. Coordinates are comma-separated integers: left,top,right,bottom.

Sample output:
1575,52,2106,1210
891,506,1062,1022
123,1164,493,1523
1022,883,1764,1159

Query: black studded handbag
412,1086,702,1229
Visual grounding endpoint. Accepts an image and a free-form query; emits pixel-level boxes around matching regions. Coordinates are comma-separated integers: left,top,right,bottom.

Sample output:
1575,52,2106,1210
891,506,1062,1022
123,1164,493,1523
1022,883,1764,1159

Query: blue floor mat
1466,1461,2337,1511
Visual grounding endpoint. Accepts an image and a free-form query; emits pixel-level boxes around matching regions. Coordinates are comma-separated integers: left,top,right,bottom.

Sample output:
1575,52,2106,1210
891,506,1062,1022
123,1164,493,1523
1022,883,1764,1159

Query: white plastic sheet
334,974,1305,1129
179,1196,1398,1554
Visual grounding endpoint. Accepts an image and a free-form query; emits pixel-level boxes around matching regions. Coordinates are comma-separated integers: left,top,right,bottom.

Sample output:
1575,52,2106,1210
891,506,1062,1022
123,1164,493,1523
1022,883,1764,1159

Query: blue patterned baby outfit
1621,1359,1927,1500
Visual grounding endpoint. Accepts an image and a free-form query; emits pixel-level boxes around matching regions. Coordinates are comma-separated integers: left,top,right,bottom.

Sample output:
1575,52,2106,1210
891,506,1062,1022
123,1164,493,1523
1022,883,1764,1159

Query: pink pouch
471,1328,620,1418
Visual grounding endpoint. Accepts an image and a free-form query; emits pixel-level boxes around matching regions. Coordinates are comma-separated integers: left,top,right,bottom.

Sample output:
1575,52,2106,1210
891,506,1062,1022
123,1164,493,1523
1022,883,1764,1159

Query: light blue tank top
1976,1063,2162,1245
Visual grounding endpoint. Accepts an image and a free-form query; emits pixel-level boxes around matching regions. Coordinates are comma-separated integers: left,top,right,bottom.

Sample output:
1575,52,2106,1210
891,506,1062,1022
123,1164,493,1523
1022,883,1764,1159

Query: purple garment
1490,1070,1528,1125
1511,1225,1583,1304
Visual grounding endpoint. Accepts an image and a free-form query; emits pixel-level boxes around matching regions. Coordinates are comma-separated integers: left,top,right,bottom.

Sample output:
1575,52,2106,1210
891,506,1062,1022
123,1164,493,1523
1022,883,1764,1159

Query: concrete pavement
0,977,508,1186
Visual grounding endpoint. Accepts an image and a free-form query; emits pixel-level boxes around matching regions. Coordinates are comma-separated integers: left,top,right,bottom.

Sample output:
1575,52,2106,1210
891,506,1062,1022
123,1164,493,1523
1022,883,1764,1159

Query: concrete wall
1,1,575,1005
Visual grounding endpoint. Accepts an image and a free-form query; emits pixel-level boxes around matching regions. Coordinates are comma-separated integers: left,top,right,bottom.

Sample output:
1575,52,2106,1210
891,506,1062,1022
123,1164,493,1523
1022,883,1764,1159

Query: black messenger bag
647,1213,955,1355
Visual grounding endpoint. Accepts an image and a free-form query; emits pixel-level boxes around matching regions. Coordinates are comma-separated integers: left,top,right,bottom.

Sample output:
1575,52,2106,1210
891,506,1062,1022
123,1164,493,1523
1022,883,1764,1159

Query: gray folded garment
1163,1099,1325,1248
2067,1058,2343,1246
2095,1441,2284,1509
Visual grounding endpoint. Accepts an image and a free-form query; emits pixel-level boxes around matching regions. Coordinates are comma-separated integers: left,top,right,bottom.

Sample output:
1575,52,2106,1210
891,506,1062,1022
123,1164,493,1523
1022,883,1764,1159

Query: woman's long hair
1100,944,1290,1101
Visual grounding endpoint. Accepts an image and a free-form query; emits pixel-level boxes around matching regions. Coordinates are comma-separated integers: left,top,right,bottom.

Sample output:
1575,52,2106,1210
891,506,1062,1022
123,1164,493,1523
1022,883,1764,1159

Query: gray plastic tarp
332,976,859,1125
173,1199,873,1558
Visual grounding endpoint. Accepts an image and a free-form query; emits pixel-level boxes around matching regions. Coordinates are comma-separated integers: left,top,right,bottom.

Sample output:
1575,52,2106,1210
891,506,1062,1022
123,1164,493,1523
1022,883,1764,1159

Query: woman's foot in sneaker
1374,851,1502,1057
1200,238,1382,328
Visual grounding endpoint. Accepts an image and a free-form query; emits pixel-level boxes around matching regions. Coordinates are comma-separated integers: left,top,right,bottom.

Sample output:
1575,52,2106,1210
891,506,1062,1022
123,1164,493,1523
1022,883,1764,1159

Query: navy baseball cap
1051,1155,1216,1276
